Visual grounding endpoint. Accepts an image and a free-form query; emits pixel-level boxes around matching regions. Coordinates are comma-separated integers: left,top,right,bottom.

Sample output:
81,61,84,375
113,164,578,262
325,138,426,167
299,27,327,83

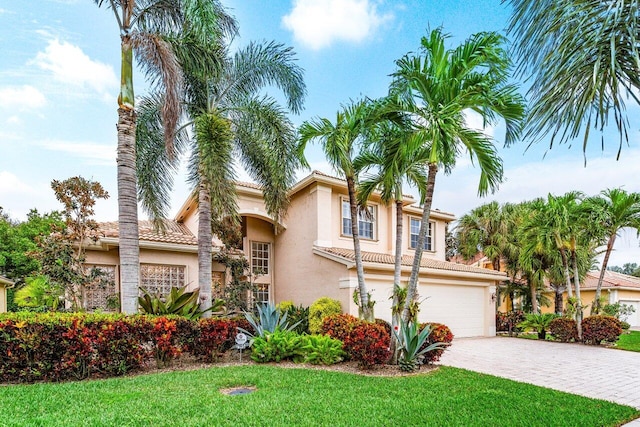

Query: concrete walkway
439,337,640,418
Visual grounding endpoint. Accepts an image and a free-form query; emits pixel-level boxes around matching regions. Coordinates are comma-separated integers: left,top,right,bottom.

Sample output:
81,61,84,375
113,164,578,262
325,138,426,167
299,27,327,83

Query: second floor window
251,241,270,275
410,218,433,251
342,200,376,240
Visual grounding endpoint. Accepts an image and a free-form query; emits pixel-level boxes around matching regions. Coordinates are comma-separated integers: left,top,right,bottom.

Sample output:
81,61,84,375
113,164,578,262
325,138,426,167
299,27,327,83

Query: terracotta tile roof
315,247,506,278
236,181,263,191
582,270,640,290
98,220,198,246
309,170,416,200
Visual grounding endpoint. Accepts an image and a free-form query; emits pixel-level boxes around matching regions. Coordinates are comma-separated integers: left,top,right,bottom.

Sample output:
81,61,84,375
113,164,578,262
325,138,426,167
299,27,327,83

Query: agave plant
138,286,224,320
240,303,301,339
394,321,447,372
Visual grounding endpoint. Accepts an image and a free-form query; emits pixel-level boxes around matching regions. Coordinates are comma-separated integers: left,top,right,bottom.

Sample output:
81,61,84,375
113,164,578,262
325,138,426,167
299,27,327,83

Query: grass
0,365,637,426
616,330,640,352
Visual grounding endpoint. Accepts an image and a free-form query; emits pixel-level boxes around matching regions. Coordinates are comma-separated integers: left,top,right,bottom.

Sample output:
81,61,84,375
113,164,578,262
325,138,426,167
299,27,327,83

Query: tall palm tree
456,201,509,271
354,119,429,358
584,189,640,313
507,0,640,157
298,101,375,321
389,28,525,322
94,0,235,313
137,37,306,314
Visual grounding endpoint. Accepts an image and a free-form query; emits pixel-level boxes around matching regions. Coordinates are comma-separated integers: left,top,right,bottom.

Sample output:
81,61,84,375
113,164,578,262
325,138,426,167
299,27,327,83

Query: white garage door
619,300,640,327
369,280,487,338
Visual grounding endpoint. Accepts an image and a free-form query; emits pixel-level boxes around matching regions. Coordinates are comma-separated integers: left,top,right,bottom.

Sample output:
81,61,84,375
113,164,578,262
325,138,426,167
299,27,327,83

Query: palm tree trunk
117,106,140,314
390,199,404,364
560,248,573,298
571,249,583,339
198,182,213,317
402,163,437,322
346,175,372,321
593,234,616,314
554,288,563,315
530,279,539,313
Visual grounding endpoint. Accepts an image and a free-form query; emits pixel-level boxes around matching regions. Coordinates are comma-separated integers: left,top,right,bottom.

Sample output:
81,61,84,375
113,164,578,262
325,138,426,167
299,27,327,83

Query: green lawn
616,330,640,352
0,365,637,426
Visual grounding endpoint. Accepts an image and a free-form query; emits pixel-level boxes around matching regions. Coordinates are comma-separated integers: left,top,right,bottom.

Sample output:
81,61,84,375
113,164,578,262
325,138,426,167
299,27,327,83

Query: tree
137,34,305,314
94,0,236,313
37,177,110,310
298,101,376,321
507,0,640,158
456,201,509,271
354,119,429,358
584,189,640,313
609,263,640,277
389,28,525,322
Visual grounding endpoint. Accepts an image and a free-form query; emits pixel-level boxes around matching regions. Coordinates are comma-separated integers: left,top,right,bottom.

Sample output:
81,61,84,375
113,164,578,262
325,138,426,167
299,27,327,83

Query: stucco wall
0,286,7,313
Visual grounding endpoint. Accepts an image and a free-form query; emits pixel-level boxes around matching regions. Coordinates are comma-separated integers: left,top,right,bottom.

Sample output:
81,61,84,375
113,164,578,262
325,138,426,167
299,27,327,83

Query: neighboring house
84,171,506,337
0,275,15,313
540,270,640,327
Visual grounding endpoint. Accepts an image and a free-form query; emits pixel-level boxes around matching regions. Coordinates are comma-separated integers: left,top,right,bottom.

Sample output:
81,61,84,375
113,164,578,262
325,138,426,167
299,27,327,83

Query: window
84,265,117,311
251,241,270,275
140,264,185,296
409,218,433,251
342,200,376,239
254,283,270,306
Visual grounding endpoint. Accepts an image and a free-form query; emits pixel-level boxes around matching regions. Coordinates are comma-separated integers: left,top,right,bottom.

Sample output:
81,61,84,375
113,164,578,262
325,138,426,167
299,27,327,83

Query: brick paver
439,337,640,413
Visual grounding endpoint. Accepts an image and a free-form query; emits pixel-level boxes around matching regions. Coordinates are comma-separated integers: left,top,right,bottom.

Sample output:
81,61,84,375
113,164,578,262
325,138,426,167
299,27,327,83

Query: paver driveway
439,337,640,410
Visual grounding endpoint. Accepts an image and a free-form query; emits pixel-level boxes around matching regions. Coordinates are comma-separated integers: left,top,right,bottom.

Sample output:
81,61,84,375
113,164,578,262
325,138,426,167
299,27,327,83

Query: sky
1,0,640,266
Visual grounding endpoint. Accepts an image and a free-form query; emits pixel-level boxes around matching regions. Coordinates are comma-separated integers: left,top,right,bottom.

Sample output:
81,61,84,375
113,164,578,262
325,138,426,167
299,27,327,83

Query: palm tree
298,101,376,321
584,189,640,313
137,37,306,314
456,201,509,271
389,28,525,322
354,119,429,359
94,0,236,313
507,0,640,157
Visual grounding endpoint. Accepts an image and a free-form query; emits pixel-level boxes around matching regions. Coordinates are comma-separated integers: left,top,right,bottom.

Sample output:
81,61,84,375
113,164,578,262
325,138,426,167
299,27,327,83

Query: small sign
235,333,249,349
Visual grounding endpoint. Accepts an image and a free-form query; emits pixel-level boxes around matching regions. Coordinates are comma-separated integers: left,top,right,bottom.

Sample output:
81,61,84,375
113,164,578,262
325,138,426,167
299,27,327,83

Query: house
85,171,506,337
0,275,15,313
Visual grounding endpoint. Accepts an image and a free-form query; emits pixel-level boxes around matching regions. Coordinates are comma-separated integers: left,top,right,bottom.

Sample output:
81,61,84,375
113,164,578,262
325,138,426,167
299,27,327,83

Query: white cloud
32,39,117,97
0,85,46,110
39,139,116,166
0,171,35,196
282,0,393,50
6,116,20,125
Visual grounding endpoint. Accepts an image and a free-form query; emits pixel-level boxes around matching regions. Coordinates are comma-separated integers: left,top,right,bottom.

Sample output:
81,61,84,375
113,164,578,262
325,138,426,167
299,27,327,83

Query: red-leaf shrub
90,317,149,376
418,322,454,364
582,315,623,345
496,310,525,335
321,313,359,342
548,317,578,342
374,318,392,336
150,317,181,367
189,318,237,362
343,321,391,369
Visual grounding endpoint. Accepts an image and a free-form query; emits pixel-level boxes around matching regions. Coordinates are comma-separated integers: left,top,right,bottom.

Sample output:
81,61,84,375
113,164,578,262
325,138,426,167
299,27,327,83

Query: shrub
150,317,181,367
241,303,300,338
418,322,454,364
496,310,525,335
280,303,310,335
548,318,578,342
299,335,344,365
321,313,359,342
309,297,342,334
138,286,223,320
582,315,623,345
343,321,391,369
375,318,392,336
395,322,447,372
250,330,304,363
189,318,237,362
518,313,558,340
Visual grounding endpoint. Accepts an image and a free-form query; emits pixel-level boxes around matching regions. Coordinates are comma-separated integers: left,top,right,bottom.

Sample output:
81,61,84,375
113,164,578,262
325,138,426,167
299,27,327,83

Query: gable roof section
583,270,640,290
314,246,506,280
99,220,198,246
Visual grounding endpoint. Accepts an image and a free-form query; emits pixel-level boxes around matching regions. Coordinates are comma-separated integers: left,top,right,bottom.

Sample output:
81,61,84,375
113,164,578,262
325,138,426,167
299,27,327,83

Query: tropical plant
517,313,558,340
240,303,300,339
394,321,446,372
137,32,305,314
309,297,342,334
138,286,223,320
584,189,640,313
13,275,63,311
456,201,509,271
582,315,623,345
389,28,525,322
507,0,640,158
298,100,376,321
250,329,304,363
299,334,345,365
278,302,310,334
548,317,579,343
93,0,235,313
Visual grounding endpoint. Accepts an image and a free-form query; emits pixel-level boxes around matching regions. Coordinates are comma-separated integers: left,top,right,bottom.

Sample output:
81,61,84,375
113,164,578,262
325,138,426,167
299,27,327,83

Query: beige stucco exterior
84,172,504,336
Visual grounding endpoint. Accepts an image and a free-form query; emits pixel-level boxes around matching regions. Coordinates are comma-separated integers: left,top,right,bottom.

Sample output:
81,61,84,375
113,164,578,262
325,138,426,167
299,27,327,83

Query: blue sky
1,0,640,265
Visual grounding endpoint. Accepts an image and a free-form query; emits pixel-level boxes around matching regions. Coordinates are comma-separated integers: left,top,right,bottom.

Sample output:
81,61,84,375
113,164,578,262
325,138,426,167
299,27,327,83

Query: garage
619,300,639,327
